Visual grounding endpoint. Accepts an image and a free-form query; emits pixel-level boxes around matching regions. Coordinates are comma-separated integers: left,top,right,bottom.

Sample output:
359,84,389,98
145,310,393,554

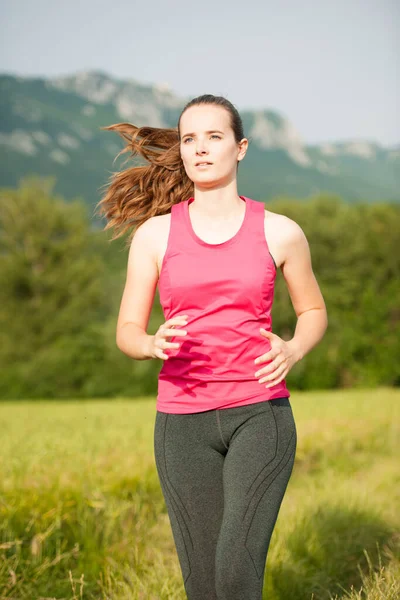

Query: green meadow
0,388,399,600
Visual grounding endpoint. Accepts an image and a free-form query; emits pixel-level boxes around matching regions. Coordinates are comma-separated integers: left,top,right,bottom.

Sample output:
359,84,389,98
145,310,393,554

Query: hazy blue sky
1,0,399,146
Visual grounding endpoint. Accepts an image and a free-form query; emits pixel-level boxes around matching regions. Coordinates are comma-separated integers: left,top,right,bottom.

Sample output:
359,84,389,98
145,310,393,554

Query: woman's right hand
147,315,189,360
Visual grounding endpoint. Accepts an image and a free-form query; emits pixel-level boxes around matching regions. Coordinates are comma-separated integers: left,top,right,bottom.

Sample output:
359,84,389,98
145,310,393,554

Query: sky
1,0,399,147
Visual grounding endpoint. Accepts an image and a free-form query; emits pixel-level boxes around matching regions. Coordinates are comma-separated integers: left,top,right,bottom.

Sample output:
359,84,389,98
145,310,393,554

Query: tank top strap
245,196,266,242
168,200,192,247
246,198,277,270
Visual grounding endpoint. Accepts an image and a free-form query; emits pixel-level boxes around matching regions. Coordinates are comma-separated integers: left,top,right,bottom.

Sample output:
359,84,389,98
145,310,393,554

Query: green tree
0,176,109,398
269,193,400,389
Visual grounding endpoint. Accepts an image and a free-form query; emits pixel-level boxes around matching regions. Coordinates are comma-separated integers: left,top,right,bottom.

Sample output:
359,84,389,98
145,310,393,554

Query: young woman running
97,94,328,600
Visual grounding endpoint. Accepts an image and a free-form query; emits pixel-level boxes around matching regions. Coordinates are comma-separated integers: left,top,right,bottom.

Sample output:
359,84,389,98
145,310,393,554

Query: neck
189,190,244,220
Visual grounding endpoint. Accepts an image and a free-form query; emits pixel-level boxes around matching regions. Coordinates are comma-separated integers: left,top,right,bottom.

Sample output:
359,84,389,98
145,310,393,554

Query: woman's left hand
254,329,300,388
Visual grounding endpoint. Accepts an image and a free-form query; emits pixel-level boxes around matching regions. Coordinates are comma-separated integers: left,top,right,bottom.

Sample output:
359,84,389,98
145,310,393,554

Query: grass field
0,388,399,599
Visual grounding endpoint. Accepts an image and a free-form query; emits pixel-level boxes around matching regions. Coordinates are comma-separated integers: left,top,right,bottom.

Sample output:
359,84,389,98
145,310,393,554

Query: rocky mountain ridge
1,70,399,209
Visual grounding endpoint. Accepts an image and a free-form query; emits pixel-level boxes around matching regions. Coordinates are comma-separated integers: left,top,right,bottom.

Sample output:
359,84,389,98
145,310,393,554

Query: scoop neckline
183,195,250,248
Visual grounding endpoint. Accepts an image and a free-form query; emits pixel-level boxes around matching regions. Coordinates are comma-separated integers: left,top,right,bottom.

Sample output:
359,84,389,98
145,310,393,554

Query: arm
280,218,328,362
116,218,159,360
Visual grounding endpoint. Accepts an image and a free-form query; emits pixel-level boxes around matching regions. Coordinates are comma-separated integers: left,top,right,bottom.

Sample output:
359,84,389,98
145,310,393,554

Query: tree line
0,176,399,400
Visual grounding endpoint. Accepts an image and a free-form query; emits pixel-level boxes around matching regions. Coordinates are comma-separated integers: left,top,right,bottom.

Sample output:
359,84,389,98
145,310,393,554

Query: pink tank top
156,195,290,413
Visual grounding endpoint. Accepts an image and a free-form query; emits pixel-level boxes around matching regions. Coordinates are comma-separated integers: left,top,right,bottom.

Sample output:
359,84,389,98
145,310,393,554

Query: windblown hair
95,94,245,247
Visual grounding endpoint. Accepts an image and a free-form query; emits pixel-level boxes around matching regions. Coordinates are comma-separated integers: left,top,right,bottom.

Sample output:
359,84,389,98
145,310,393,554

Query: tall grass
0,388,399,599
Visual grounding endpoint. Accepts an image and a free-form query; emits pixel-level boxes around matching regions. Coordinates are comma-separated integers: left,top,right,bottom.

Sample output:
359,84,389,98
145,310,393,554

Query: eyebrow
181,130,224,139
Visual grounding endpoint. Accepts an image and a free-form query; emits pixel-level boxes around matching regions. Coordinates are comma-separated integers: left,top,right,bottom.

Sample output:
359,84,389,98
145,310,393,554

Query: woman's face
179,104,247,187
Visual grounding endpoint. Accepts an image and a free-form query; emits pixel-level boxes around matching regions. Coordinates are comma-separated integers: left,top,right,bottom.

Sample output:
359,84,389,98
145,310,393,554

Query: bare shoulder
151,211,171,230
130,215,163,262
132,215,158,246
142,212,171,276
150,212,171,242
264,208,308,268
265,208,307,241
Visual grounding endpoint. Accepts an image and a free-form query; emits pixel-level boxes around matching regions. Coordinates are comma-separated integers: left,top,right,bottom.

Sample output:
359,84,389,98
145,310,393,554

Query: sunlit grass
0,388,399,599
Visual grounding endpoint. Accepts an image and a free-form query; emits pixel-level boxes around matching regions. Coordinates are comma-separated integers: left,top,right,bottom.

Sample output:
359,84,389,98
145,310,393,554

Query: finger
157,340,177,358
156,348,169,360
168,315,189,326
162,336,185,351
160,338,181,349
166,319,187,335
165,341,181,348
165,328,188,337
265,374,286,387
161,328,187,343
259,361,287,383
260,360,287,382
255,355,284,377
264,368,289,387
254,348,278,364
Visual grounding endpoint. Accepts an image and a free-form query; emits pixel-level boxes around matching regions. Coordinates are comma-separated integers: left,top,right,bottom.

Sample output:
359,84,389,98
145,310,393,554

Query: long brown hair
95,94,246,246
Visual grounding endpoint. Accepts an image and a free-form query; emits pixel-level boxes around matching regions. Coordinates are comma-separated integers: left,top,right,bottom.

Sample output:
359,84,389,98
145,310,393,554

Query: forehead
180,104,230,134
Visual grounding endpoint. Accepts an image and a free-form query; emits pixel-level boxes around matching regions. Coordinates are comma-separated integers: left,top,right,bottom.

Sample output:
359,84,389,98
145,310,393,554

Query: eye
182,134,222,143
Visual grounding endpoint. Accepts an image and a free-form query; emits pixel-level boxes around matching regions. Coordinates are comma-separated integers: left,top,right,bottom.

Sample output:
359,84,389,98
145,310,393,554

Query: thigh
154,410,225,592
218,398,297,580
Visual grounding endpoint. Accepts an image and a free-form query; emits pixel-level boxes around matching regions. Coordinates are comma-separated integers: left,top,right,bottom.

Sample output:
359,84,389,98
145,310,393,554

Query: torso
152,207,288,278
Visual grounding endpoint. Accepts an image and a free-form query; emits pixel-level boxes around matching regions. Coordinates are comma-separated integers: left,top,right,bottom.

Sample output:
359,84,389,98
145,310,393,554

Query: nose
195,140,209,155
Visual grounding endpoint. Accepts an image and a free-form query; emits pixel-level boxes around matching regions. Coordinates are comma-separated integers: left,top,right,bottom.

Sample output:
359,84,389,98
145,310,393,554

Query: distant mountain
1,70,399,217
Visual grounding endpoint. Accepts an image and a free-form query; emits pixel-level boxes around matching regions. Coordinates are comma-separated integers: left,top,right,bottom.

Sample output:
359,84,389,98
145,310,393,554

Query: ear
238,138,248,161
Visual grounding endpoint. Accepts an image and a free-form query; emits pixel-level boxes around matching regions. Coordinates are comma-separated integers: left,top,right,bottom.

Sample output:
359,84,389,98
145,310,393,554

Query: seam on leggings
158,415,193,582
243,429,296,524
216,410,229,449
161,414,194,551
245,444,297,580
245,400,279,496
163,414,191,522
158,481,193,584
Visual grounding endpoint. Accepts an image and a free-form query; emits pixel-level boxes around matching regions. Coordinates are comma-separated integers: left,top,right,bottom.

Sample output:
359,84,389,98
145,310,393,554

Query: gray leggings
153,397,297,599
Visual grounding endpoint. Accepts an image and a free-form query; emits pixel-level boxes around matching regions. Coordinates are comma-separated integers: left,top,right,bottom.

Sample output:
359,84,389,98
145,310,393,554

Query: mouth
195,162,213,168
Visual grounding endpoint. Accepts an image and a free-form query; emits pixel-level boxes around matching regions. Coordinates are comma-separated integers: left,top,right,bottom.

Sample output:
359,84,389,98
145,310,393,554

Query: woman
97,94,328,600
